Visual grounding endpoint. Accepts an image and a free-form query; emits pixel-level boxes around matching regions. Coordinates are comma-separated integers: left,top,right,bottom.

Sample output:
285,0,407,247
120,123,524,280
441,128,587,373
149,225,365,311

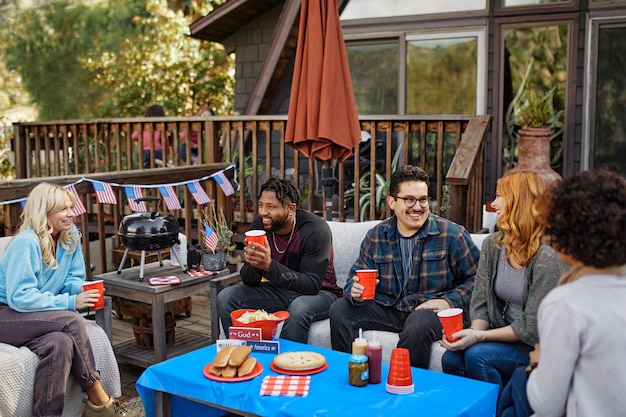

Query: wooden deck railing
4,114,491,274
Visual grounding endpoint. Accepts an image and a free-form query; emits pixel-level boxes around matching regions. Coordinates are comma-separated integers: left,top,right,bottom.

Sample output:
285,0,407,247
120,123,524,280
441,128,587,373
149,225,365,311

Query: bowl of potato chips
230,309,290,340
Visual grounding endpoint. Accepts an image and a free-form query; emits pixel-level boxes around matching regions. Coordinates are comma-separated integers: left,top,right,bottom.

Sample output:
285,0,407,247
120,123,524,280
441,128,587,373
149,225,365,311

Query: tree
1,0,234,119
84,0,234,117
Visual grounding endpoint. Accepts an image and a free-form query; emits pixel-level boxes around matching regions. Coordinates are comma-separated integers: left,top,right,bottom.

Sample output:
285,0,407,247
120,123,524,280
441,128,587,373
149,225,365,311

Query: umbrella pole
321,165,336,221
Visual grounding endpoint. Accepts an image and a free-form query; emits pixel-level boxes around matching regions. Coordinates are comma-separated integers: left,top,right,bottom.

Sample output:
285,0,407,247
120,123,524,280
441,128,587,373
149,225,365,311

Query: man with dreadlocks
217,178,342,343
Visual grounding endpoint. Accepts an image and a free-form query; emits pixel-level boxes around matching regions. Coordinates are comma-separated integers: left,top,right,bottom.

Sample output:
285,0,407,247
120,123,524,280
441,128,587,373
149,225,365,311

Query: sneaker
83,396,140,417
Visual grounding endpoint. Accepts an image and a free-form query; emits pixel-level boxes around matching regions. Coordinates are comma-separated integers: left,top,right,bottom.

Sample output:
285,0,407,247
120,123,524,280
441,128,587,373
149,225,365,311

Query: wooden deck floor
112,291,214,402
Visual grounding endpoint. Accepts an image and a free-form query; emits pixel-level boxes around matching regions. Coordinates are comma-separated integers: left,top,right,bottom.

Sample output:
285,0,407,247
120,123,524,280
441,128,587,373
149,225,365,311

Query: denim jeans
442,340,532,391
179,143,198,163
142,149,163,168
0,306,99,417
498,366,534,417
216,284,337,343
329,298,442,369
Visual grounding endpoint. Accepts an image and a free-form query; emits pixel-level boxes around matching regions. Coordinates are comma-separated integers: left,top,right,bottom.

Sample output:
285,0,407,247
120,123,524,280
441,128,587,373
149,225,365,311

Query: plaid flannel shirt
345,213,480,312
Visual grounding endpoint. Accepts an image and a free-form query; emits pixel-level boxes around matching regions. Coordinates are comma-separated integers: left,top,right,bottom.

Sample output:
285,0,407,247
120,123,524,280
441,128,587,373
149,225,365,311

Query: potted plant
199,201,234,271
510,86,561,183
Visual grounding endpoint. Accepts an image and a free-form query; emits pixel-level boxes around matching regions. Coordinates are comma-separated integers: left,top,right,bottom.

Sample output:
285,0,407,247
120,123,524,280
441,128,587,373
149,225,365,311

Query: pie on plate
272,351,326,371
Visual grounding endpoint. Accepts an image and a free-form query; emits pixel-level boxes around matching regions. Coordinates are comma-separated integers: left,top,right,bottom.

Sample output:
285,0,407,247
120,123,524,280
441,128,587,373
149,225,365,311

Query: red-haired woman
441,171,566,392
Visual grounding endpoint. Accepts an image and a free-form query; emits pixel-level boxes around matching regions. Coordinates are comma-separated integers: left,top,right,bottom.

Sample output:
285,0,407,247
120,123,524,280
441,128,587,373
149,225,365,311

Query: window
585,16,626,176
406,31,485,115
346,41,399,115
345,29,486,116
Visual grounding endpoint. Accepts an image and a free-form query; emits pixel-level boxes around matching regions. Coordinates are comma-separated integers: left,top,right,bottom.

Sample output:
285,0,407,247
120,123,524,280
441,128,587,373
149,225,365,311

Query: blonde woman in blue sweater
0,183,136,417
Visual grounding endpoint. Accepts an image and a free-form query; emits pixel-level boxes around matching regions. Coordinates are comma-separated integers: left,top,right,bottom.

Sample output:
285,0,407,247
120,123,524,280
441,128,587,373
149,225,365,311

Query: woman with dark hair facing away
0,183,137,417
441,171,566,392
132,104,166,168
498,169,626,417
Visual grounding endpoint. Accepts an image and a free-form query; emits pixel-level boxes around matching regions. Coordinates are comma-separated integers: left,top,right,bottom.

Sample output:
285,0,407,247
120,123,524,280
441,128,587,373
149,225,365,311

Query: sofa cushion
327,220,381,288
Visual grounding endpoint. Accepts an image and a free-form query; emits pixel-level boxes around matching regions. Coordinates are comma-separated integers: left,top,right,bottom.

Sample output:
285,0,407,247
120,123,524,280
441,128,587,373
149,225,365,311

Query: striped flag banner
204,225,219,253
124,186,147,212
213,171,235,196
92,181,117,205
65,184,87,216
158,185,182,210
187,181,210,205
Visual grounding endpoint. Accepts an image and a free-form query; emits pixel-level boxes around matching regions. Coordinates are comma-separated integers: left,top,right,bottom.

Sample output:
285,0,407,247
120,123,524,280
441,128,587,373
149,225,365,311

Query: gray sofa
214,221,487,373
0,236,121,417
306,220,488,373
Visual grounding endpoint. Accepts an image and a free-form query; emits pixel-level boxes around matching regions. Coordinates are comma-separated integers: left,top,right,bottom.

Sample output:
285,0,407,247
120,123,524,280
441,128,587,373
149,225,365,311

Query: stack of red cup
385,348,414,394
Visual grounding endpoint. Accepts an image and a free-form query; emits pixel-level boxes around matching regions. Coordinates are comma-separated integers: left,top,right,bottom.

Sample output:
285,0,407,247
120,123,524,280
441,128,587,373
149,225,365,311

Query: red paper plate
270,361,328,376
203,361,263,382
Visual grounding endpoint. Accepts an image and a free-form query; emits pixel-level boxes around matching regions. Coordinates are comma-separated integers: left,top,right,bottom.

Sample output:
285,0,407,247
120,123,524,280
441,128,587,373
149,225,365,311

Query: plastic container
230,309,290,340
170,233,187,267
352,336,367,355
348,354,369,387
366,338,382,384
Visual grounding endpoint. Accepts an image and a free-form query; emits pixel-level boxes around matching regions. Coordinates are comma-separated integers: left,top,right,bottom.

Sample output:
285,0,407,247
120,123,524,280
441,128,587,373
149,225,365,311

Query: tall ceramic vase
509,127,561,183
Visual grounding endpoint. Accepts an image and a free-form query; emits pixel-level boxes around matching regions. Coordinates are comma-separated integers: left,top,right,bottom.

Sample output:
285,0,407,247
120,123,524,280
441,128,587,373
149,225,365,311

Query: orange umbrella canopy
286,0,361,164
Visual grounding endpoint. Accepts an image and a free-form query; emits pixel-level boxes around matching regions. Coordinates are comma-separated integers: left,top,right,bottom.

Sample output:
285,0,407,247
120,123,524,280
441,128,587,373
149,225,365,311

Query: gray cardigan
469,232,566,346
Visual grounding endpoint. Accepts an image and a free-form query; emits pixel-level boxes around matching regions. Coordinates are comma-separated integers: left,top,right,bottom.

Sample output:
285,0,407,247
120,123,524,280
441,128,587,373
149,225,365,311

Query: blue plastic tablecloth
136,339,498,417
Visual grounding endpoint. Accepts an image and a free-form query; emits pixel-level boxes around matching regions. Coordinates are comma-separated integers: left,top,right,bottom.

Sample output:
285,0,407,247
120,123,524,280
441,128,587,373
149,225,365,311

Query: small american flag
92,181,117,205
213,171,235,196
65,184,87,216
187,181,211,205
204,225,219,253
124,186,147,212
158,185,181,210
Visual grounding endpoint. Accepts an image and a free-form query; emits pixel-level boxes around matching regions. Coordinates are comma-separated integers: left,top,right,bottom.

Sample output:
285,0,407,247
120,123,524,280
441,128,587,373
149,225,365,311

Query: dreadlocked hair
259,178,300,207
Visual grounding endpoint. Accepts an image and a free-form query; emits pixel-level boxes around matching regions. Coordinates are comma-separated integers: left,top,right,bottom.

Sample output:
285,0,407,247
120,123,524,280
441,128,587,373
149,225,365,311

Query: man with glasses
329,165,480,368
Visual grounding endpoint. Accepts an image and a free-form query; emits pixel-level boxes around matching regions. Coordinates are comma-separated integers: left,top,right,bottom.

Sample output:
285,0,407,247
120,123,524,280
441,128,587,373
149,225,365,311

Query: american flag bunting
158,185,182,210
92,181,117,205
187,181,211,205
213,171,235,196
124,186,147,212
65,184,87,216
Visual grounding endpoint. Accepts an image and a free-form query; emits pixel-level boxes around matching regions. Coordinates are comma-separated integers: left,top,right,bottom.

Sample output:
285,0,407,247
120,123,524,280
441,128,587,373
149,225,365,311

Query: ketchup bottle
366,338,382,384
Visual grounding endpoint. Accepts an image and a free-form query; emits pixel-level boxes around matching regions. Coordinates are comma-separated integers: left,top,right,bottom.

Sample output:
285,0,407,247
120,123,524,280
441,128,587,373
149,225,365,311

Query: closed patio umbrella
285,0,361,219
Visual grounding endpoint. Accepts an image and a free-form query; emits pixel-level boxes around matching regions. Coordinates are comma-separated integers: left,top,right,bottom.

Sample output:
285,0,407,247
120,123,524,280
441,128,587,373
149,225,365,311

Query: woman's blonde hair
494,171,548,266
20,183,80,269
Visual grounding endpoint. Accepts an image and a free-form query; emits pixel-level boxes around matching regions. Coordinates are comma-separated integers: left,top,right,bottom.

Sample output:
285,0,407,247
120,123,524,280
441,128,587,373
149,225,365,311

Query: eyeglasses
394,195,430,208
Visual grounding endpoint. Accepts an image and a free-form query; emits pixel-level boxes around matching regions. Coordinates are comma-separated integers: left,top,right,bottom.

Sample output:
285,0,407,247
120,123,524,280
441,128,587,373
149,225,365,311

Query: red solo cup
437,308,464,342
355,269,377,300
387,348,413,387
245,230,266,248
82,280,104,310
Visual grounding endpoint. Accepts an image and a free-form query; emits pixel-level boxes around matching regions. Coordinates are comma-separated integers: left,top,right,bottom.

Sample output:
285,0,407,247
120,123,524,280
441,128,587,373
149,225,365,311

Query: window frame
343,17,489,117
582,12,626,170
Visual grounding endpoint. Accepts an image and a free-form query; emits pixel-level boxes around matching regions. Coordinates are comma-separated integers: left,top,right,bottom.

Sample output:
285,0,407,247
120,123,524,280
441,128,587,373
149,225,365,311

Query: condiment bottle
352,334,367,355
366,338,382,384
348,354,369,387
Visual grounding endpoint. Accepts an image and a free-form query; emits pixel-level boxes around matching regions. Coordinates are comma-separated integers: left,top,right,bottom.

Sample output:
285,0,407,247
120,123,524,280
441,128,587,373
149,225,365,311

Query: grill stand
117,247,186,281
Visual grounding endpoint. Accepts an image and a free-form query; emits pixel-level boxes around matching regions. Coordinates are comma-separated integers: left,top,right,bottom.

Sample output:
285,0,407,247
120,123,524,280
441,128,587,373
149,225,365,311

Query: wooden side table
95,262,228,367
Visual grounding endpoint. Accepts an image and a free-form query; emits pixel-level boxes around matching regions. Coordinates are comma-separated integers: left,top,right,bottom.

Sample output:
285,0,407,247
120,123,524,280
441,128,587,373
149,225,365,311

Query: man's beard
267,212,290,233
